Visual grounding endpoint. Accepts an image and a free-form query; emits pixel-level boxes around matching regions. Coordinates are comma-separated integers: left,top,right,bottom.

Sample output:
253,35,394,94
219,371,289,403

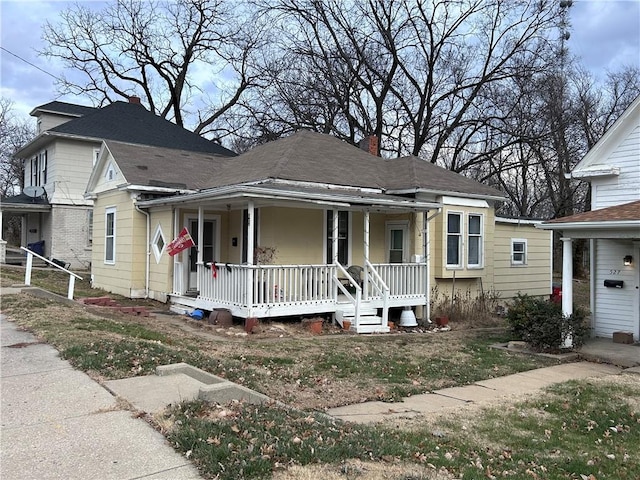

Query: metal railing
20,247,83,300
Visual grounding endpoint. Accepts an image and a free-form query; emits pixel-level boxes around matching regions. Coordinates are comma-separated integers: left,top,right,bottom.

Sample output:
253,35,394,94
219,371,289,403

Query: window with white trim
105,162,116,181
87,209,93,246
467,214,483,267
152,224,166,263
105,207,116,264
511,239,527,266
326,210,350,265
446,212,462,267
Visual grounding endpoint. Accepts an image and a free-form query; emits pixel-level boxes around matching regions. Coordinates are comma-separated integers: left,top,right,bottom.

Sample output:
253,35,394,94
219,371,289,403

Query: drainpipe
135,204,150,298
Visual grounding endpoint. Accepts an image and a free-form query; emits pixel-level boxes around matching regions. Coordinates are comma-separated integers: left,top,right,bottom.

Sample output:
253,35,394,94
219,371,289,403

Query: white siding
48,139,100,205
591,125,640,210
37,112,77,132
593,239,636,337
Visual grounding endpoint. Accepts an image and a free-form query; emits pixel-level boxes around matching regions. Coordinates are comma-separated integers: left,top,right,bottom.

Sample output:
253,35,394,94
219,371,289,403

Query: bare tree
0,99,35,197
246,0,559,163
40,0,267,139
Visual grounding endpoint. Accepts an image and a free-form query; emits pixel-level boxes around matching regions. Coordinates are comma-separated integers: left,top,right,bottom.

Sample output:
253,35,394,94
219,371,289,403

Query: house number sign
609,270,621,275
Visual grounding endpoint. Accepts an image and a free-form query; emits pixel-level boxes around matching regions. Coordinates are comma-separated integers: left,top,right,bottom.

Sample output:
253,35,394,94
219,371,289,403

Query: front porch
170,262,427,333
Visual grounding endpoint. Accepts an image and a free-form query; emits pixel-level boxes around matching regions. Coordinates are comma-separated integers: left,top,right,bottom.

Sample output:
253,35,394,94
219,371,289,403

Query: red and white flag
166,227,195,256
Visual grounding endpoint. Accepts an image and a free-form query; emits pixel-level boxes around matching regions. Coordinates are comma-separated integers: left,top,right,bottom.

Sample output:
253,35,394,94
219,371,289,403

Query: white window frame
40,151,47,185
511,238,527,266
106,162,116,181
152,224,166,264
466,213,483,268
87,209,93,246
324,210,352,265
446,211,463,268
104,207,116,264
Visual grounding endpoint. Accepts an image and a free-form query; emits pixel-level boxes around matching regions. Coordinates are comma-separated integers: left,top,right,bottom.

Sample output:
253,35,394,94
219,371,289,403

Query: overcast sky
1,0,639,122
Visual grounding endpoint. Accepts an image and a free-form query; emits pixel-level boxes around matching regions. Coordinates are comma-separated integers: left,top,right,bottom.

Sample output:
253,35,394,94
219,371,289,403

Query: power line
0,46,61,82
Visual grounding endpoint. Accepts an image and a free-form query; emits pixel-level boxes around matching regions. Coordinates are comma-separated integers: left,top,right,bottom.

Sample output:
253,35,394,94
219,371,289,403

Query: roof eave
537,220,640,230
137,185,441,211
16,131,101,158
387,187,505,202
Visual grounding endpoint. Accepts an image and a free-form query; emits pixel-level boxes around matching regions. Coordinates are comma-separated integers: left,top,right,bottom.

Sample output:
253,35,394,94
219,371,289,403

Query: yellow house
86,132,551,333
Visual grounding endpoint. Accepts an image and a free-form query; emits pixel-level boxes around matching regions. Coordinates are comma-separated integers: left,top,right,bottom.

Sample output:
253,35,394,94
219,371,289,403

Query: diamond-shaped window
152,224,166,263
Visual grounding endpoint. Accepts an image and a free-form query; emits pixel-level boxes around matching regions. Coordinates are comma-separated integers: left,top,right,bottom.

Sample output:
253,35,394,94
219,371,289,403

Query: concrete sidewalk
0,314,202,480
328,362,625,424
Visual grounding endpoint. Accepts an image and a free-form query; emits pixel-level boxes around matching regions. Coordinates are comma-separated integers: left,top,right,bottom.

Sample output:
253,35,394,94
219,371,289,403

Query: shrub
430,285,501,324
506,294,590,352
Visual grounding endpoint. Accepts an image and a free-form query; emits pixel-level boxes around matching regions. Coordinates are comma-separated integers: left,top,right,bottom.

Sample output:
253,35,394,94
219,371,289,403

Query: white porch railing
371,263,426,299
364,260,389,326
184,261,427,318
197,263,337,310
20,246,83,300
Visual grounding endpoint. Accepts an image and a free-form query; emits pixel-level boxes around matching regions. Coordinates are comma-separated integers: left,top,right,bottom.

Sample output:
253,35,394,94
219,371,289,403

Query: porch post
561,237,573,348
363,210,370,299
197,206,204,291
172,208,180,294
332,210,338,264
423,210,430,323
246,201,255,314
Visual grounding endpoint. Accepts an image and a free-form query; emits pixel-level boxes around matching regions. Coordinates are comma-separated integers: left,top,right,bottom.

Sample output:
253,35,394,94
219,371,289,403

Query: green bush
506,294,590,352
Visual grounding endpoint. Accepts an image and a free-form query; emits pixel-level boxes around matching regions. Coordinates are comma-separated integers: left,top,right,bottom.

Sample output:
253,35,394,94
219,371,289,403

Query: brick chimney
128,96,141,104
359,135,379,156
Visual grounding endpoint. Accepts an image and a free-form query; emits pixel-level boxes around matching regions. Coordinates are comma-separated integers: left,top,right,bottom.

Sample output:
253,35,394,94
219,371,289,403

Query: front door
387,222,409,263
187,218,217,290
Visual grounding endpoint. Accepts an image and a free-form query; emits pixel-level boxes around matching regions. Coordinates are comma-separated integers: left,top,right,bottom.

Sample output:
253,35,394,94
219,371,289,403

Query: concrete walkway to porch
578,337,640,368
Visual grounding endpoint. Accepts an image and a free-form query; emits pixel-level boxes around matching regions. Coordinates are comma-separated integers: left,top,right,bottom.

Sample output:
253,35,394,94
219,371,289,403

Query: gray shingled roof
200,130,503,198
106,131,504,200
30,101,98,117
49,101,235,156
104,141,224,190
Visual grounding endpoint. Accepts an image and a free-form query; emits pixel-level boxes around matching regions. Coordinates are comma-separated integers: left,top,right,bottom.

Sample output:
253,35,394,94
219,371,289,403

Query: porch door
187,218,217,290
387,222,409,263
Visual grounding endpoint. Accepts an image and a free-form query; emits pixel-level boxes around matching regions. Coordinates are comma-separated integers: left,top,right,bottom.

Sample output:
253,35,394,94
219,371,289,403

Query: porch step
355,323,391,334
336,303,377,317
356,315,383,325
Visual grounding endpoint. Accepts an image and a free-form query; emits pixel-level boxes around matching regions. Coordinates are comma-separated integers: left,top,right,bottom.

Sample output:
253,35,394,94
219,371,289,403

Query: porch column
172,208,179,294
363,210,370,299
246,201,255,313
423,211,429,323
332,210,338,264
561,237,573,348
197,206,204,291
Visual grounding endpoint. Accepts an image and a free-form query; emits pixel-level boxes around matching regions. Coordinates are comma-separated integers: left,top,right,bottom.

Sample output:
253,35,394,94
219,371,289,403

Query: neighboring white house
540,95,640,342
0,99,235,269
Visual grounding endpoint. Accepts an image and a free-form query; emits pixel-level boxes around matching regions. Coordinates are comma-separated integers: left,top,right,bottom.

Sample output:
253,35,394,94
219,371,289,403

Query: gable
572,95,640,179
89,145,126,196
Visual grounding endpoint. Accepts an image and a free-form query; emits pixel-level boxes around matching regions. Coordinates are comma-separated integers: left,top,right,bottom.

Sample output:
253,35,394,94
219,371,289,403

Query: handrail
20,247,83,300
365,260,389,327
334,262,361,326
